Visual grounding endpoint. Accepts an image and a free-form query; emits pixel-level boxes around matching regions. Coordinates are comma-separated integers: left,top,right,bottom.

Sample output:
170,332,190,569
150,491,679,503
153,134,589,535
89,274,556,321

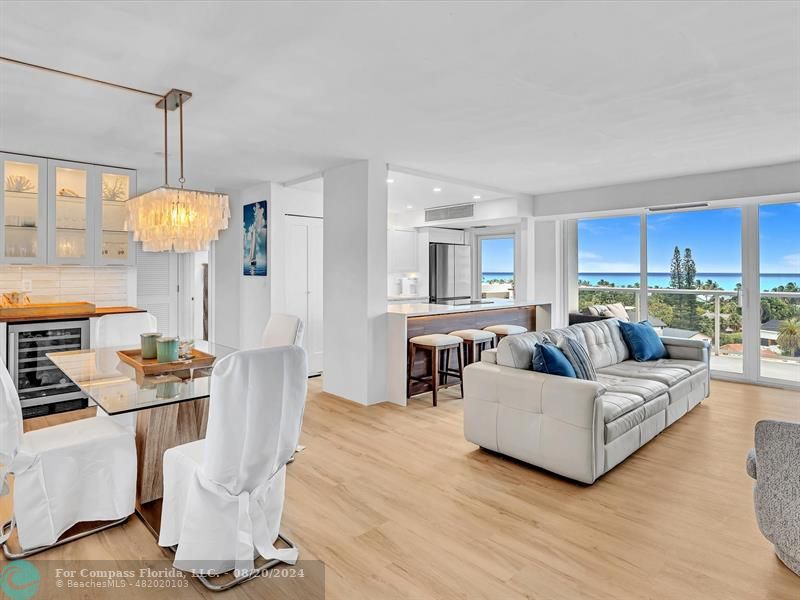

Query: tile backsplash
0,266,131,307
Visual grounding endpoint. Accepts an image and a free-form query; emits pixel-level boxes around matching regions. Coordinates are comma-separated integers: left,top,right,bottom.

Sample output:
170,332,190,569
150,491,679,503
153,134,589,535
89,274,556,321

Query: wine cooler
8,319,89,418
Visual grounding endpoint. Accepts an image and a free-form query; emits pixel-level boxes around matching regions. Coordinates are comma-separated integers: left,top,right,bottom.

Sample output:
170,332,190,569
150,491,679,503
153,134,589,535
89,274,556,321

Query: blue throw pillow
619,320,667,362
532,341,577,378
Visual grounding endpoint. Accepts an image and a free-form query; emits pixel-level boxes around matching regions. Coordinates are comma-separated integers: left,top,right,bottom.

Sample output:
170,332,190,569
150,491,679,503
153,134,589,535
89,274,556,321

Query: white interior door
285,216,323,374
136,243,178,336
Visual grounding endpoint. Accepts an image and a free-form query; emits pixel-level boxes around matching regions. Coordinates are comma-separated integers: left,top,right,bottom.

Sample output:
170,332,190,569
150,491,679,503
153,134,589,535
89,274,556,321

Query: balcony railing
578,286,800,364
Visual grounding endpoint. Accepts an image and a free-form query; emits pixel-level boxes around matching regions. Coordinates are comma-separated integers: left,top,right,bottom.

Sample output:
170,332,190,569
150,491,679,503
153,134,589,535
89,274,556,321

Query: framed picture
243,200,267,276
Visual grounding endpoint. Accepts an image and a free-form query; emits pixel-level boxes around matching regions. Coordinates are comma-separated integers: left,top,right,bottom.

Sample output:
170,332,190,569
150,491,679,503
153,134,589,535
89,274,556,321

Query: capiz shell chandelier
128,186,230,252
128,90,230,252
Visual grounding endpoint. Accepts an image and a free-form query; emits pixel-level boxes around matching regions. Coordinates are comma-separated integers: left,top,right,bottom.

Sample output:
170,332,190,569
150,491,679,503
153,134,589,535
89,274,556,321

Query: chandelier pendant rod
164,95,169,187
179,92,185,187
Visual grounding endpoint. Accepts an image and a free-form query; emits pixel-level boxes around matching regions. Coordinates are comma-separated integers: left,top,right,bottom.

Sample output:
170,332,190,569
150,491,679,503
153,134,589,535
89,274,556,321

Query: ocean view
482,272,514,283
482,272,800,291
578,272,799,291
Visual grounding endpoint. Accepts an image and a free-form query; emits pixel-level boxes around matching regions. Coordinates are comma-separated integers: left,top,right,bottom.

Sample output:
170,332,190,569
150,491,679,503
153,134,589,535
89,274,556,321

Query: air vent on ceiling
648,202,709,212
425,203,475,222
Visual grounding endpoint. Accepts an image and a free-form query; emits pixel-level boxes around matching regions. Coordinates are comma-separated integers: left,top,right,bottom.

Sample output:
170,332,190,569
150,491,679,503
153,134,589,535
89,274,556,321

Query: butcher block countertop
0,305,145,323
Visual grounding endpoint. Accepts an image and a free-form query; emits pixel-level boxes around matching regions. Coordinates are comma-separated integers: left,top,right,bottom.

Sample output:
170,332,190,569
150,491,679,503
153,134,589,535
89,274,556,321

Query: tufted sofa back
496,318,630,370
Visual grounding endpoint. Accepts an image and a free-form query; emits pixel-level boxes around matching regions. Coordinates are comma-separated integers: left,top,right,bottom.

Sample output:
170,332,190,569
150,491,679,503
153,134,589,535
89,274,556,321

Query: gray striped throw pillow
560,336,597,381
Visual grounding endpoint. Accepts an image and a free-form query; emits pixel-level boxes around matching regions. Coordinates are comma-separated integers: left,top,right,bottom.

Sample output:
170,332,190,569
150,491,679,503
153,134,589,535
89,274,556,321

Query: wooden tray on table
116,347,216,376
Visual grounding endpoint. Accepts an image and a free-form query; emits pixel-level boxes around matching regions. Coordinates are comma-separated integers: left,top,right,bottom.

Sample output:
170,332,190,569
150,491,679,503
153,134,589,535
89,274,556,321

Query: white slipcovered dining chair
94,311,158,348
0,361,136,557
94,311,158,428
260,314,304,348
158,345,308,590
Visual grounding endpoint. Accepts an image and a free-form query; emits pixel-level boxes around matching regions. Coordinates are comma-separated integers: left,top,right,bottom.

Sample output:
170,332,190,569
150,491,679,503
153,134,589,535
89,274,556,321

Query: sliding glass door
647,208,744,375
758,202,800,384
578,216,641,320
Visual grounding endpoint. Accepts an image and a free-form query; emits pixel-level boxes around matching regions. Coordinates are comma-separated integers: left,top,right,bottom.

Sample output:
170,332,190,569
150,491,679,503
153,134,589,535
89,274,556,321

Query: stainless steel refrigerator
429,242,472,303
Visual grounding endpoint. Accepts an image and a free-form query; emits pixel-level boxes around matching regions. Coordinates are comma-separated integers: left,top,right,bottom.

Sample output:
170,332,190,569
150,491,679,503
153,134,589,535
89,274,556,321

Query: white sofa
463,319,710,484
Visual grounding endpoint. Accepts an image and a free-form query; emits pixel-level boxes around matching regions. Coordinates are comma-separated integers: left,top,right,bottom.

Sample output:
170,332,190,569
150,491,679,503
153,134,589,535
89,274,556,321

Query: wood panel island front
386,300,551,405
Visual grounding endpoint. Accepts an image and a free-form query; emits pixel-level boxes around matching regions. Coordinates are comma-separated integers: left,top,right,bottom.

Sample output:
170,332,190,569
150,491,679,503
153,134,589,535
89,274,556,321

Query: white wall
323,160,388,405
533,161,800,218
211,183,269,348
211,180,324,350
391,195,534,228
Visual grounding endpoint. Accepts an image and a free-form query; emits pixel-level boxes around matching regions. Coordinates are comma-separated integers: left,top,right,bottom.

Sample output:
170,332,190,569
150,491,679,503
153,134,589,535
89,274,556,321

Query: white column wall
323,160,388,405
532,219,569,328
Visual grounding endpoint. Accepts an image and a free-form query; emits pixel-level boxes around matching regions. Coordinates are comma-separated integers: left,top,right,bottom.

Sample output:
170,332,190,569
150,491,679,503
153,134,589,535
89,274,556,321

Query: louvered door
135,243,178,336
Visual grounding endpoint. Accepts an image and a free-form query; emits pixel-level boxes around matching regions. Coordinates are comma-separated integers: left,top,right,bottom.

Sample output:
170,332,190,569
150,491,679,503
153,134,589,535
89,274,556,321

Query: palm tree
777,318,800,357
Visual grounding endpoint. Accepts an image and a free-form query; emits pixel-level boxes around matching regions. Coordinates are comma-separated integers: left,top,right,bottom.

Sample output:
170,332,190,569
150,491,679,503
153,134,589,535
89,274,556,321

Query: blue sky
481,237,514,272
578,203,800,273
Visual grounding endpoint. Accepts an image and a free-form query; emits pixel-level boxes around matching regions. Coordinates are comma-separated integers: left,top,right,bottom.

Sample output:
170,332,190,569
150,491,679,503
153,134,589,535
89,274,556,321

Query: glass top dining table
47,341,238,415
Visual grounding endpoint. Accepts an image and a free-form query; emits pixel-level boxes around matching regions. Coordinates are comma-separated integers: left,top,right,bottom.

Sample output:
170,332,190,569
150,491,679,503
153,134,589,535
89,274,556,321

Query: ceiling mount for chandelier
0,57,230,253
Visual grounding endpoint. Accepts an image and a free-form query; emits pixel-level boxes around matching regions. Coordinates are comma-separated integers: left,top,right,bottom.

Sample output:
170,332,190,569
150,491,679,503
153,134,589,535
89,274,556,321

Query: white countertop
386,299,549,317
387,295,429,302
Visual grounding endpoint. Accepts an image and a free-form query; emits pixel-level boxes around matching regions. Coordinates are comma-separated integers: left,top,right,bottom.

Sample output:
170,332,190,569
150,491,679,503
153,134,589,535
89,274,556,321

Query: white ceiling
386,171,509,215
1,2,798,196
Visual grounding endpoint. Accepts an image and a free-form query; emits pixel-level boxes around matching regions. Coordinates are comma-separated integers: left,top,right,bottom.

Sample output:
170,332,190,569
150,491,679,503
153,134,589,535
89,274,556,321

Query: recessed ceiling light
433,187,442,193
386,178,395,183
473,195,481,200
406,204,414,209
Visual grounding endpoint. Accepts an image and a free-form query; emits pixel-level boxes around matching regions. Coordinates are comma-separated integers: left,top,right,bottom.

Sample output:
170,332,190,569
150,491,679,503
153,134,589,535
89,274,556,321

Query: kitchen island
387,299,551,405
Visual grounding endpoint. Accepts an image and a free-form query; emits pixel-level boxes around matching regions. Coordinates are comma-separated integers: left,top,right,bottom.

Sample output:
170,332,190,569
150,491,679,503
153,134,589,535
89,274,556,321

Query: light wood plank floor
2,379,798,599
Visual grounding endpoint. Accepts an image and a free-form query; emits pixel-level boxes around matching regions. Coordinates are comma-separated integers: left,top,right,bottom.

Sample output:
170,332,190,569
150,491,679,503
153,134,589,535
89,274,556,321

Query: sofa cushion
619,320,667,361
598,360,691,386
602,302,629,321
496,331,549,369
640,357,706,376
596,373,668,402
546,320,630,370
532,342,576,378
559,336,597,381
605,394,669,442
602,391,645,423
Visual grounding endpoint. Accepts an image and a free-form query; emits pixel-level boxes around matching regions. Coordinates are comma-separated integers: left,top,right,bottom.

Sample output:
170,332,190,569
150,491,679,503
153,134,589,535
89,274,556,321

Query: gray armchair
746,420,800,576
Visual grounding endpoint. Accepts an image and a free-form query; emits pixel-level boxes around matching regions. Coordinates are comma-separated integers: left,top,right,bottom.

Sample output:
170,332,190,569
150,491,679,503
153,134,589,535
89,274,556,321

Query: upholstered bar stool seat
484,324,528,336
449,329,496,365
483,324,528,345
448,329,495,342
409,334,463,347
407,334,464,406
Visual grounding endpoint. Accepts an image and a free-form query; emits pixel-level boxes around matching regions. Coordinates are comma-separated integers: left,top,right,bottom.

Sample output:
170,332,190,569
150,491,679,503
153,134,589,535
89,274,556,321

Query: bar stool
449,329,496,364
483,324,528,345
407,334,464,406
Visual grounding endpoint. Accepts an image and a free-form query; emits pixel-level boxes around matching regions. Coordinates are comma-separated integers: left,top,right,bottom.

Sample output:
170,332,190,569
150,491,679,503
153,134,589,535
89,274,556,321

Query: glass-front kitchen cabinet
96,167,135,266
0,152,136,266
0,154,49,264
48,159,93,265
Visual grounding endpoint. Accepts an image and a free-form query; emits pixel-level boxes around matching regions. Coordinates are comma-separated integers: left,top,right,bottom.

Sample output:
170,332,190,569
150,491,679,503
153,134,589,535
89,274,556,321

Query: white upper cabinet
0,153,135,267
426,227,465,245
388,228,419,273
0,153,49,264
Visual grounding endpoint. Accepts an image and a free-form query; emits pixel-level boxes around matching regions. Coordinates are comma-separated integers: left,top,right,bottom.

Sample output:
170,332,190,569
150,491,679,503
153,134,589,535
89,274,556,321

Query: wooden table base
136,499,164,539
135,397,209,504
